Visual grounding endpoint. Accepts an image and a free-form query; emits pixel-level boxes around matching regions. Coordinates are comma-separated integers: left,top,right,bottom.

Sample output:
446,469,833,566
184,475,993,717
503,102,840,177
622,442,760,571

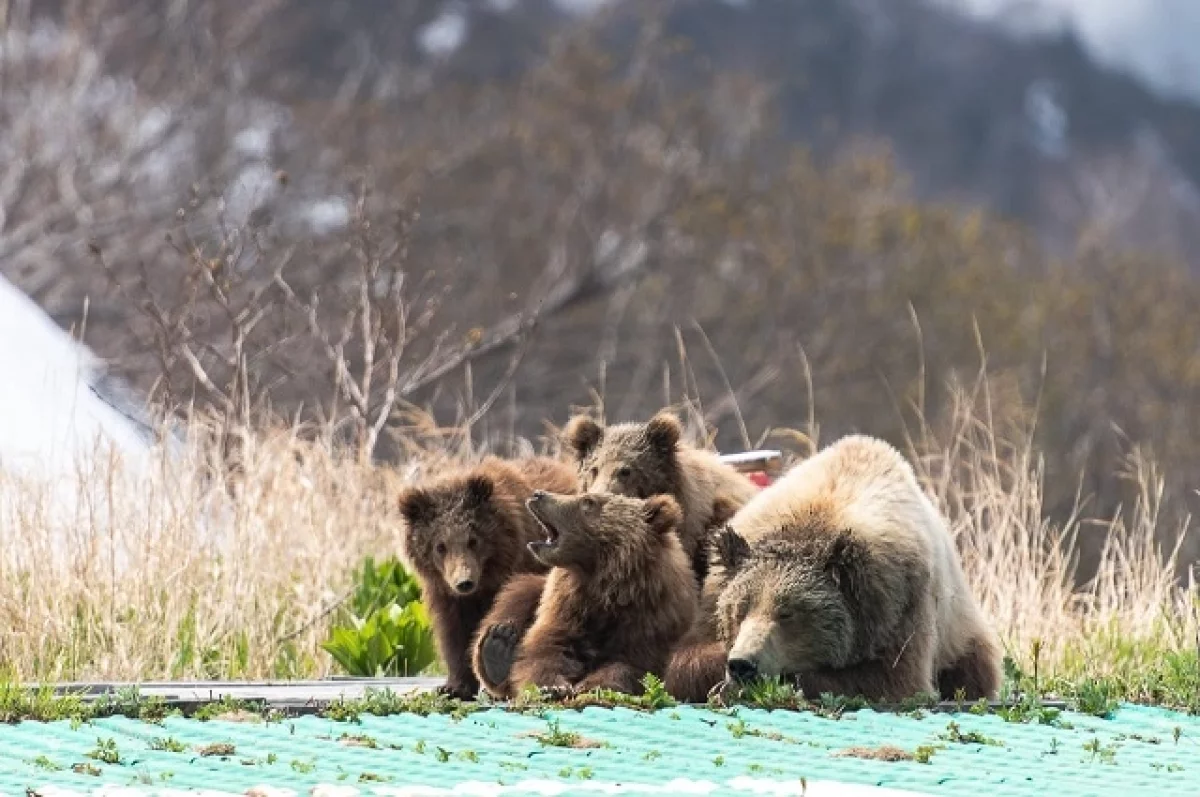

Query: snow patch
302,197,352,235
419,10,468,58
551,0,616,15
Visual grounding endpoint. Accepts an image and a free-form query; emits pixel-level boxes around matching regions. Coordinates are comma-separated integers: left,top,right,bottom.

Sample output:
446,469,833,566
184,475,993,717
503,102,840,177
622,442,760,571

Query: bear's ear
645,412,682,454
398,487,437,528
643,494,683,536
463,474,494,509
712,525,751,572
824,529,862,593
710,497,739,528
563,415,603,460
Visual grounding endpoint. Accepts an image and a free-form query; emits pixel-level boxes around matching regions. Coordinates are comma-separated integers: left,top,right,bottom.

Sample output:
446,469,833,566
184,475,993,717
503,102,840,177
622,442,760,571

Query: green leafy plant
85,738,121,765
321,556,438,678
343,556,424,621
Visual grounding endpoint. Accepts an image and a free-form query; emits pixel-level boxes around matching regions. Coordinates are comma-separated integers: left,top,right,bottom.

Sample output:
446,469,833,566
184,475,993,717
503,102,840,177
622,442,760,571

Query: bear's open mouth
532,516,560,547
526,501,561,555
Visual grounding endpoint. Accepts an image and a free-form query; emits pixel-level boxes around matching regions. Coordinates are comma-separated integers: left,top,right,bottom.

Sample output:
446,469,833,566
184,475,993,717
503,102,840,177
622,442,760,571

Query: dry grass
0,373,1195,694
900,372,1198,697
0,417,462,682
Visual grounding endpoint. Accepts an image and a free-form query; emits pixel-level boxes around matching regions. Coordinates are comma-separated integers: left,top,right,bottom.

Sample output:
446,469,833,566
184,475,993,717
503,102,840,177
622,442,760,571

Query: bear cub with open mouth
473,490,698,698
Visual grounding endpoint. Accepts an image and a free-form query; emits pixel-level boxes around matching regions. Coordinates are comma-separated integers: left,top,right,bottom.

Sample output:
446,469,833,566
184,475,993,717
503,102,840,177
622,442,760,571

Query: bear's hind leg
937,634,1002,701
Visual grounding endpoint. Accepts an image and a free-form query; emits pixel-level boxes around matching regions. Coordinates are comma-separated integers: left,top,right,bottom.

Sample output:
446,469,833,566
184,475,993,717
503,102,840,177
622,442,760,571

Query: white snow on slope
0,274,155,481
0,274,176,570
949,0,1200,103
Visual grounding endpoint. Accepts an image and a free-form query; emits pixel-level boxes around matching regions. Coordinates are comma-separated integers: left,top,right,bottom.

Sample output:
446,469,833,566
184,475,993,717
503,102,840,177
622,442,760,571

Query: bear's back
731,434,937,567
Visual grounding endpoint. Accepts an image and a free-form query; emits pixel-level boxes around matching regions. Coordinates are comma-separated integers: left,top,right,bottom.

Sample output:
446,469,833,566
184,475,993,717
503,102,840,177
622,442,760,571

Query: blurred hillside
4,0,1200,573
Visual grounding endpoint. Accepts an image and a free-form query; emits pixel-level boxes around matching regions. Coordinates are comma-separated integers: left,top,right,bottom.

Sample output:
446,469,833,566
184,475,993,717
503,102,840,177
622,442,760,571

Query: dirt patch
832,745,913,762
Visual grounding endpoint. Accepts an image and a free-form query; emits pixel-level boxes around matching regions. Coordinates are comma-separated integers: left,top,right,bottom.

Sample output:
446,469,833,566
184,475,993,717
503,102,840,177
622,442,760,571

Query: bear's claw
437,680,477,700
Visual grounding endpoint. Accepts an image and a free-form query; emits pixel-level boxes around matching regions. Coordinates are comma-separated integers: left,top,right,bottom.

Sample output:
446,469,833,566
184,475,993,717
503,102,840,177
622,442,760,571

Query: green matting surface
4,703,1199,796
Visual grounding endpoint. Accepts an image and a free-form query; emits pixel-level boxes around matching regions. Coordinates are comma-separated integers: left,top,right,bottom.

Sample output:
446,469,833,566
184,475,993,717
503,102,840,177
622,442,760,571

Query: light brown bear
471,491,697,698
665,434,1001,703
561,411,758,586
398,456,577,699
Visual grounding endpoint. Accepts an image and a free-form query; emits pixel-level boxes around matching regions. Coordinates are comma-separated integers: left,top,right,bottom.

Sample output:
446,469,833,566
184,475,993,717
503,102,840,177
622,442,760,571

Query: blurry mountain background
5,0,1200,573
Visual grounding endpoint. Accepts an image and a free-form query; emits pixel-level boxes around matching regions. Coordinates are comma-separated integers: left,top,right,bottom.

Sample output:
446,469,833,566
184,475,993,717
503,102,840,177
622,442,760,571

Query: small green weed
31,755,61,771
85,737,121,765
1082,737,1119,764
532,718,581,747
148,737,187,753
726,718,797,744
913,745,938,764
939,721,1003,747
1067,678,1120,718
192,695,268,722
322,687,476,722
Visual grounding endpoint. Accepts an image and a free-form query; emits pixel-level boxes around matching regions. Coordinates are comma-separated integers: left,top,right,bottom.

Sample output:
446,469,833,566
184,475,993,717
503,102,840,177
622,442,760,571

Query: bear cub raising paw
562,411,758,587
398,456,577,699
473,491,698,698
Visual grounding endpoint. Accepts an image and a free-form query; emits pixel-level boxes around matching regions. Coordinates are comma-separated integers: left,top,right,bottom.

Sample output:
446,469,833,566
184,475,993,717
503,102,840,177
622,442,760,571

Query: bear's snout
727,657,759,683
530,490,547,501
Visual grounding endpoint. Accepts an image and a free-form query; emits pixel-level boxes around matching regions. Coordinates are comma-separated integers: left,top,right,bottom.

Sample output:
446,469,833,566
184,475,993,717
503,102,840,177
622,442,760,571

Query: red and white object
719,449,784,489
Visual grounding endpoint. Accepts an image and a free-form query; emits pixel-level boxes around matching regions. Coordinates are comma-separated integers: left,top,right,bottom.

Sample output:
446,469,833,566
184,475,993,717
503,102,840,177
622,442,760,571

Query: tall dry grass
0,417,462,682
0,378,1194,689
901,372,1197,694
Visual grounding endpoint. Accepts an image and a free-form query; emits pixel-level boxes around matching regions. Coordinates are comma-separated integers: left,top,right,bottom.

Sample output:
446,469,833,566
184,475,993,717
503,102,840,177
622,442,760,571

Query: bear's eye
435,542,447,555
580,496,598,512
467,537,478,550
615,466,631,479
589,467,599,481
776,607,796,622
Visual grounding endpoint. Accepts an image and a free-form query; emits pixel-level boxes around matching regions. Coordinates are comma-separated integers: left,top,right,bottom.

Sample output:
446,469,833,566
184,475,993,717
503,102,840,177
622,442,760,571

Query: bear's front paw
540,683,577,702
478,623,521,688
437,680,477,700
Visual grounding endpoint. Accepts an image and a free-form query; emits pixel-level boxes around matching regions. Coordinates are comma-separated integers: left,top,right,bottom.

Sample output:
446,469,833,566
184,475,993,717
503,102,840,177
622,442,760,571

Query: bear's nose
455,579,476,594
727,657,759,684
530,490,547,501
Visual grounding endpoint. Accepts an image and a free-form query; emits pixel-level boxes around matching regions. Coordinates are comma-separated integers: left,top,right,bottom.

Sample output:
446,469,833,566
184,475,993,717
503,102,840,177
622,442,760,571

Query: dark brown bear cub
398,456,577,699
473,491,697,698
561,411,758,586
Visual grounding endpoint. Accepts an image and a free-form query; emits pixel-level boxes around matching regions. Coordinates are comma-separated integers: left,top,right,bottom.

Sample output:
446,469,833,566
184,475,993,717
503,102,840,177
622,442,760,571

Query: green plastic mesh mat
4,703,1198,796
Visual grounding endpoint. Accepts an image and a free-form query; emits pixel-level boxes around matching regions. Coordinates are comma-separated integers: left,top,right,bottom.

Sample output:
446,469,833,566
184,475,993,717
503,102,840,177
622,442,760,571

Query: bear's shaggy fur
665,434,1001,703
561,411,758,586
472,491,698,698
398,456,578,699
